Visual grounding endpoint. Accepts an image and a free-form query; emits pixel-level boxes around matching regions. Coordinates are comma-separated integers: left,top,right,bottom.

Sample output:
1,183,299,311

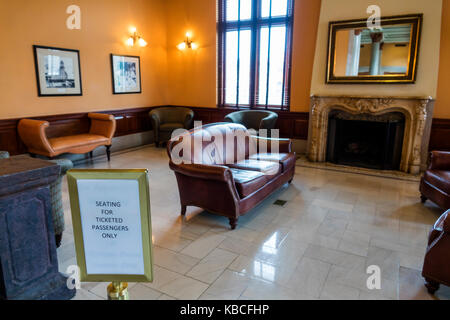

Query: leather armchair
420,151,450,210
0,152,72,248
224,110,278,132
18,113,116,161
422,209,450,294
149,107,194,147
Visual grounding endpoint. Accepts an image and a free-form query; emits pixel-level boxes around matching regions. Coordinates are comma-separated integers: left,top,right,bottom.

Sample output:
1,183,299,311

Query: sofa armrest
184,110,195,130
438,210,450,233
18,119,54,155
260,113,278,130
252,136,292,154
169,161,234,183
88,113,116,140
429,151,450,170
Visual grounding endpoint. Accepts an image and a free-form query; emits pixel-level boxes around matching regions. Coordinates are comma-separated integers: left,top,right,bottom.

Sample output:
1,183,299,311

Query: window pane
227,0,252,21
225,31,238,104
258,26,286,106
261,0,288,17
240,0,252,20
225,30,251,105
238,29,251,105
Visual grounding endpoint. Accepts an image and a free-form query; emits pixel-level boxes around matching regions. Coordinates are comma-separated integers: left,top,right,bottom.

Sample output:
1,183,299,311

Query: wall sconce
126,27,148,47
177,31,198,50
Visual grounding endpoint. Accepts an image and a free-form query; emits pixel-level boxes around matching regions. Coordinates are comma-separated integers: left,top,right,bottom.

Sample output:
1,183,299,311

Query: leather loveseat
18,113,116,161
167,123,296,229
420,151,450,210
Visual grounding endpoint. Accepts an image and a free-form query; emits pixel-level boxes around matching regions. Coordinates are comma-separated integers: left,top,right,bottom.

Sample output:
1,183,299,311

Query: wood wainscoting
0,105,447,156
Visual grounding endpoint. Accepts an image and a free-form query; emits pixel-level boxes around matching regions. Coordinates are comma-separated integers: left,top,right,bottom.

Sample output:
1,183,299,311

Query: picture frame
67,169,153,283
33,45,83,96
110,54,142,94
325,14,423,84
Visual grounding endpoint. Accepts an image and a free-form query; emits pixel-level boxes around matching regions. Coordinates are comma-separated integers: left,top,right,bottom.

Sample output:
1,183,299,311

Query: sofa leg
420,195,427,204
55,233,62,248
425,278,440,294
106,145,111,162
181,205,187,216
288,178,293,184
229,218,238,230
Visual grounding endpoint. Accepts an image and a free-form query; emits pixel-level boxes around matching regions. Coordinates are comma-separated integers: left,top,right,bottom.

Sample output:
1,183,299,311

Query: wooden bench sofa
18,113,116,161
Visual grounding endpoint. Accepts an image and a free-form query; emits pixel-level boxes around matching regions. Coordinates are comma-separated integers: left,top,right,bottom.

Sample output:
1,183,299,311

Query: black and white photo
33,45,82,96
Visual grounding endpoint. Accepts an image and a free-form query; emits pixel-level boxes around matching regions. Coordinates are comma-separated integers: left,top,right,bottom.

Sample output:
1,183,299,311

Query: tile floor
57,146,450,300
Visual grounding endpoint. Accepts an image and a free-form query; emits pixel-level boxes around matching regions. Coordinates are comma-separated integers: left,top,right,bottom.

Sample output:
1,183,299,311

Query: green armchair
149,107,194,147
224,110,278,132
0,151,72,248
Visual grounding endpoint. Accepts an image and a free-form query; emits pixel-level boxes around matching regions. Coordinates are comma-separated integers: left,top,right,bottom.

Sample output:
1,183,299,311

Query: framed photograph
67,169,153,283
33,45,82,96
110,54,142,94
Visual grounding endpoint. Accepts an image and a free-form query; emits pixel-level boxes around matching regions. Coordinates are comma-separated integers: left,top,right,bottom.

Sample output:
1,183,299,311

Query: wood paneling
429,118,450,152
0,105,447,156
0,107,154,156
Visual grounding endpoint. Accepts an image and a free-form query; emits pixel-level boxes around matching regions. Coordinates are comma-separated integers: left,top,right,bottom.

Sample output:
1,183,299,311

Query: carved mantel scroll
307,95,435,174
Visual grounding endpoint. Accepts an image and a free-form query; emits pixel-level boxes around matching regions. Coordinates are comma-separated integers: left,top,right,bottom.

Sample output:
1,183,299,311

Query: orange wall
0,0,168,120
165,0,321,112
435,0,450,119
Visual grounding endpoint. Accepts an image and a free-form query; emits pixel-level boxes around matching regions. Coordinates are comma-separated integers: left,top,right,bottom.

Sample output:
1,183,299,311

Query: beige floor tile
153,246,200,274
181,231,227,259
128,284,163,300
284,257,331,298
203,270,252,300
186,248,238,284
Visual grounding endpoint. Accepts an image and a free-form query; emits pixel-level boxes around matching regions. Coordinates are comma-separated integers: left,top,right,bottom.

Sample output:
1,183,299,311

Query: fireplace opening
326,111,405,170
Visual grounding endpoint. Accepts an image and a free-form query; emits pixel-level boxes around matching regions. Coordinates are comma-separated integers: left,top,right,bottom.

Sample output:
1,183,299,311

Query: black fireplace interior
326,111,405,170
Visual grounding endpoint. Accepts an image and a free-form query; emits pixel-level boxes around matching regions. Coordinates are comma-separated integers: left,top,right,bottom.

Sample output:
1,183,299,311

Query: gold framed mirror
326,14,423,84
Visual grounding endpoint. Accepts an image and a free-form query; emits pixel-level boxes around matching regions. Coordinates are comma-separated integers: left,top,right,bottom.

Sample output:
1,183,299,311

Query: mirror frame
326,14,423,84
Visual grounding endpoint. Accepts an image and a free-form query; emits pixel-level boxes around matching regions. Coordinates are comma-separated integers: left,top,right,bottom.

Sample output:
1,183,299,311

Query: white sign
76,179,145,275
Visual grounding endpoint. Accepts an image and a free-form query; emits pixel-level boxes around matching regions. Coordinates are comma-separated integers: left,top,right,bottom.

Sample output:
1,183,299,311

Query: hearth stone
307,95,435,174
0,156,75,300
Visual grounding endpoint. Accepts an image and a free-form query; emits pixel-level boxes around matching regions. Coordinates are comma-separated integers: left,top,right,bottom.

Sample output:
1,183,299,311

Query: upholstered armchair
0,152,73,248
422,209,450,294
224,110,278,132
149,107,194,147
420,151,450,210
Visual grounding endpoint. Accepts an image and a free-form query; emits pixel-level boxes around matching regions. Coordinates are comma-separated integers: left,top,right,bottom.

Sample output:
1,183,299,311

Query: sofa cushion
49,134,109,152
230,168,267,198
249,153,295,172
228,159,281,176
160,122,184,132
424,170,450,194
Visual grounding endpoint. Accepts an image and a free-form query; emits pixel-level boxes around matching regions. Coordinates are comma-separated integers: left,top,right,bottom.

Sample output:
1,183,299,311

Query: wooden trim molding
0,105,447,156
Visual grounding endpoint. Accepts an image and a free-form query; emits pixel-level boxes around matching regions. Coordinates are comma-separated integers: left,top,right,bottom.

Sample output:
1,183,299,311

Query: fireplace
307,95,435,174
326,111,405,170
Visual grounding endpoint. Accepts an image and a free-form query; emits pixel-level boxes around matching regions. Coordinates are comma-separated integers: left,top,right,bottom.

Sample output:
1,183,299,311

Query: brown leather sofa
422,209,450,294
18,113,116,161
420,151,450,210
167,123,296,229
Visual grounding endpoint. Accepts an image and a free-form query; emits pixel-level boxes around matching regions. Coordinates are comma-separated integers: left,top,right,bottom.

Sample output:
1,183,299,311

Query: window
217,0,294,110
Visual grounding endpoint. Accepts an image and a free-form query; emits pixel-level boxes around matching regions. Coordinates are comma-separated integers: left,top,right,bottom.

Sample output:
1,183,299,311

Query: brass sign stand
107,282,129,300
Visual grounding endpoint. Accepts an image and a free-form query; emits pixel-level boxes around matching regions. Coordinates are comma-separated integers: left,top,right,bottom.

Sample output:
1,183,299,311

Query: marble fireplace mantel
306,95,435,174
